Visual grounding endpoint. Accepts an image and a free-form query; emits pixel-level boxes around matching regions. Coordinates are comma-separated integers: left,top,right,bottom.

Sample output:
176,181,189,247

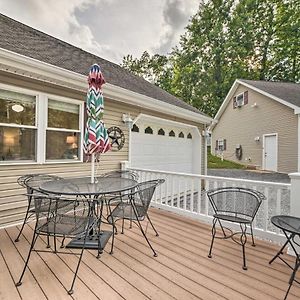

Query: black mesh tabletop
271,215,300,235
40,177,138,196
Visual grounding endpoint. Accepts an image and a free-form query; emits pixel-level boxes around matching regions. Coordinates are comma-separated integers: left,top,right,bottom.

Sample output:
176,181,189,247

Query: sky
0,0,199,64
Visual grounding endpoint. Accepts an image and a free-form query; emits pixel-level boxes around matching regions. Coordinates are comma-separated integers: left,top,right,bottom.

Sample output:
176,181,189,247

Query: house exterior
211,79,300,173
0,14,212,228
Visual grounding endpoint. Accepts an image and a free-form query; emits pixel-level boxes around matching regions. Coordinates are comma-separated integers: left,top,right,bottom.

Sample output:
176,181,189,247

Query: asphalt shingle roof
240,79,300,108
0,13,207,117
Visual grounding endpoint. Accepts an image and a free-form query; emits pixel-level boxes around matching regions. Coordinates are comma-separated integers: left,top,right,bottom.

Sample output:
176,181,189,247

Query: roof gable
0,13,209,119
213,79,300,128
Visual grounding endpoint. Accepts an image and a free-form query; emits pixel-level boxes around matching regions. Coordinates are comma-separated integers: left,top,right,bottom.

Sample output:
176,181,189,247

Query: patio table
40,176,138,251
269,215,300,299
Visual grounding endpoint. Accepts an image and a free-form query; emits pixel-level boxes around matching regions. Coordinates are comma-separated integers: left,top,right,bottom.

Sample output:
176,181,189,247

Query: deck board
0,208,299,300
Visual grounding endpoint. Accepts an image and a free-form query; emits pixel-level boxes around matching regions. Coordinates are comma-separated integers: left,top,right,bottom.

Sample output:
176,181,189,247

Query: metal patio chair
98,170,139,217
16,194,95,295
100,169,139,181
15,174,62,242
207,187,265,270
108,179,164,256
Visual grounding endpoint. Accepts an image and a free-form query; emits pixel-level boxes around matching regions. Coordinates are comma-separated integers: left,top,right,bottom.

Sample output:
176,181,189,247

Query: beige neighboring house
0,14,212,228
211,79,300,174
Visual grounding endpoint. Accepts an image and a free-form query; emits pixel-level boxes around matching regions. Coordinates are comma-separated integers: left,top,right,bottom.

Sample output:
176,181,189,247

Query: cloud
155,0,199,54
0,0,198,63
0,0,112,58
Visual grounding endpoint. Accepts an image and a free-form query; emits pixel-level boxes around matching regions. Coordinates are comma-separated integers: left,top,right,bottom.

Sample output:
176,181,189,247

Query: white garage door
130,118,201,174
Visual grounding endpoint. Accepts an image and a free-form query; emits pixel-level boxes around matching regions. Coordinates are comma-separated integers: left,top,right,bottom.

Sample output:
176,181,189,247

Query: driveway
207,168,290,183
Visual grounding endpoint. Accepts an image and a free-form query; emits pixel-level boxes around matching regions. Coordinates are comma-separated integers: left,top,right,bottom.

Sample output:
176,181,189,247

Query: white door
263,134,278,171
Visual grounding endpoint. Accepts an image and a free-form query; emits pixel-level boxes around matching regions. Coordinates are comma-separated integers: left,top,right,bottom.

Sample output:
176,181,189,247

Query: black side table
269,215,300,299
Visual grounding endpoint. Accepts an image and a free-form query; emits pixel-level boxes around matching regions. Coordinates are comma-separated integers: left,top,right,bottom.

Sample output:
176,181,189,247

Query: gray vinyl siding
212,85,298,173
0,72,205,228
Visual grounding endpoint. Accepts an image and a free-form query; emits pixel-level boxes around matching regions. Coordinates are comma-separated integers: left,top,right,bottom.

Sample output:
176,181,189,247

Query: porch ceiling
0,208,299,300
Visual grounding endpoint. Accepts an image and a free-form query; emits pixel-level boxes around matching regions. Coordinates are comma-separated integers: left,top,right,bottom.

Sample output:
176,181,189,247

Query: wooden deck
0,208,299,300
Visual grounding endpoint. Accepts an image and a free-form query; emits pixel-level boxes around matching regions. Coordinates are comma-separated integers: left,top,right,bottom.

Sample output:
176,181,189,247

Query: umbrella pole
91,153,95,183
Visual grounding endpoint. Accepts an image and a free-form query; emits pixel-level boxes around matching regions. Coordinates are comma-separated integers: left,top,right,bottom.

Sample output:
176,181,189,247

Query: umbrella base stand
66,230,112,250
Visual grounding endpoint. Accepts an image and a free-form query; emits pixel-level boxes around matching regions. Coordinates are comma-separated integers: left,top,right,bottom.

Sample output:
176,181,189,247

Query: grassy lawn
208,149,246,169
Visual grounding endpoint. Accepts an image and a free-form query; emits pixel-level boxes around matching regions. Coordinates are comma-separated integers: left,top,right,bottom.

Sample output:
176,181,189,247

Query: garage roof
0,13,209,118
239,79,300,108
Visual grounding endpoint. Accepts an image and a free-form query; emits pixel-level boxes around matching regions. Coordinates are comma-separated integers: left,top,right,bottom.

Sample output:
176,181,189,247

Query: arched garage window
158,128,165,136
169,130,175,137
179,132,184,138
145,126,153,134
187,133,192,139
131,124,139,132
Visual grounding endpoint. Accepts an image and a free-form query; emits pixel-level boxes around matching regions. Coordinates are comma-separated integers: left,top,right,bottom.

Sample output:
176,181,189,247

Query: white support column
288,172,300,256
121,160,130,171
289,172,300,216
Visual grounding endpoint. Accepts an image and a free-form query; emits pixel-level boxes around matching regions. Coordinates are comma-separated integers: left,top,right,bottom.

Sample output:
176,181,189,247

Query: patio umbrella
83,63,111,183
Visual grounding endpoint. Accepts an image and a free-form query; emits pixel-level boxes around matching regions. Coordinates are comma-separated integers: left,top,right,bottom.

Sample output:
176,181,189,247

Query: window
0,85,84,164
187,133,193,139
179,132,184,138
215,139,226,151
145,126,153,134
233,91,248,108
0,89,36,162
169,130,175,137
46,99,80,161
158,128,165,136
131,124,139,132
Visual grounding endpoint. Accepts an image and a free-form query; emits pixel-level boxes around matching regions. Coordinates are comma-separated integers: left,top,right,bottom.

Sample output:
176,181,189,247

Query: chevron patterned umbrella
83,64,111,182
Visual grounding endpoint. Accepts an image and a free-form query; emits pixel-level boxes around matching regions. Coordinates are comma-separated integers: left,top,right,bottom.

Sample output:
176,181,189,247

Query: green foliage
208,150,246,169
121,0,300,117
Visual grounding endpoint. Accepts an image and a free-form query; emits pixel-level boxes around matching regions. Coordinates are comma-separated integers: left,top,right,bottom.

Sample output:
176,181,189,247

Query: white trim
37,93,47,163
46,127,81,133
133,113,201,132
211,79,300,130
0,123,36,129
262,133,278,171
0,47,212,125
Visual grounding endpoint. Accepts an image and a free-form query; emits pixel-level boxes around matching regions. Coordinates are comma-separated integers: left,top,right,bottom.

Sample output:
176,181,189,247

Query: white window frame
45,94,84,163
0,83,84,165
236,93,244,107
217,139,224,151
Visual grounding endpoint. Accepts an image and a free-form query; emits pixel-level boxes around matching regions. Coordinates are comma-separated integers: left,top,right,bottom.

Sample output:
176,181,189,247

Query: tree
172,0,235,116
122,0,299,117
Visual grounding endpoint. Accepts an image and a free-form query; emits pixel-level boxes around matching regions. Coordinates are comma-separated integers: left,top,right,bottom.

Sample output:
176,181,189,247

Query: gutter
0,47,212,124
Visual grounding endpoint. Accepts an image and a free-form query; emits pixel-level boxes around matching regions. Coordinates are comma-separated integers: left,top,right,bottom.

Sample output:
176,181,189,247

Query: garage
130,114,202,174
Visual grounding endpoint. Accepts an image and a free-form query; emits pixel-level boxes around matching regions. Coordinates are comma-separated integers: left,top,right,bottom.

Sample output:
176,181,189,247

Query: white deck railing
128,167,291,243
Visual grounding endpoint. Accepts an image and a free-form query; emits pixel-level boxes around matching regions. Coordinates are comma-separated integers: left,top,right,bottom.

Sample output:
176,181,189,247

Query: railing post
288,172,300,256
289,172,300,216
120,161,130,171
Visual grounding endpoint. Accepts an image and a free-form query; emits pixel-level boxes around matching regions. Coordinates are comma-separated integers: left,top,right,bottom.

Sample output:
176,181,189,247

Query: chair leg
97,200,104,259
16,227,39,286
15,206,31,242
121,217,125,234
60,236,66,248
68,229,89,295
131,202,157,257
250,223,256,246
107,201,116,255
208,218,217,258
240,223,248,270
146,213,159,236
